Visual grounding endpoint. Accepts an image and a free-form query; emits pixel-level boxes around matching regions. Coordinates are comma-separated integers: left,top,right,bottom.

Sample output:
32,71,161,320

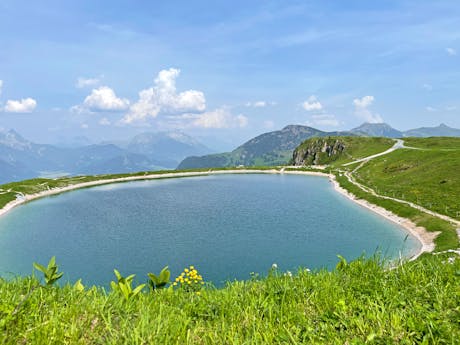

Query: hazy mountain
79,152,162,175
350,123,403,138
2,122,460,184
55,135,93,148
403,123,460,137
0,129,210,184
127,131,212,166
177,125,356,169
0,159,35,182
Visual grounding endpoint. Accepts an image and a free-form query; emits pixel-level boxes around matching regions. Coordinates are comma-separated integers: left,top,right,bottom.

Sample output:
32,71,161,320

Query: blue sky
0,0,459,149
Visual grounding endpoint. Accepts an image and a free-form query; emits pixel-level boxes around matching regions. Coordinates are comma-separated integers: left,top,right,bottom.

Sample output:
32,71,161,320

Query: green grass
404,137,460,149
353,148,460,221
293,136,394,166
335,173,459,251
1,255,459,344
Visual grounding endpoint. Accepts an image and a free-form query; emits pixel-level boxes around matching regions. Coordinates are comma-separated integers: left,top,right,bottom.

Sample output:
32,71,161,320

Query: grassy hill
292,136,394,166
177,125,356,169
291,136,460,251
353,138,460,221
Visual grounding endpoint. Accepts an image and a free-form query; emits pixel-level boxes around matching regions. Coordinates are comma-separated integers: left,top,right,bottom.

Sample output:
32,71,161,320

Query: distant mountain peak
403,123,460,137
351,122,402,138
0,128,32,150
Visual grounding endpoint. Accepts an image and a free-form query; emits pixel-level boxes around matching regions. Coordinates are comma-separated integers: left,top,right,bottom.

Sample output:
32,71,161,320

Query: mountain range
0,130,211,184
177,125,356,169
1,122,459,184
178,122,460,169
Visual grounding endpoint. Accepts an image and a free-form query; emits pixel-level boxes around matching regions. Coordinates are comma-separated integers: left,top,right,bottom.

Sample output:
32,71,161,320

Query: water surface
0,174,419,286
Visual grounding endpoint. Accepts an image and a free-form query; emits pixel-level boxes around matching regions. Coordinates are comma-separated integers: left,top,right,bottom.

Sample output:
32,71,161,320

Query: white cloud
76,77,101,88
445,105,457,111
99,117,111,126
5,98,37,113
83,86,129,112
122,68,206,124
302,95,323,111
81,123,89,129
0,80,3,96
353,95,383,123
192,108,248,129
446,47,457,56
425,106,437,112
353,95,374,108
308,114,339,127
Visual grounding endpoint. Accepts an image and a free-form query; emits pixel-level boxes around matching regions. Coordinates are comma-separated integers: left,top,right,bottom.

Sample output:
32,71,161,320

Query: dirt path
339,139,460,241
342,139,404,166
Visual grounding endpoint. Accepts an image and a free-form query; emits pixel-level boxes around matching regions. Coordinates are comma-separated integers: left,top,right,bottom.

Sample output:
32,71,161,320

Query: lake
0,173,420,286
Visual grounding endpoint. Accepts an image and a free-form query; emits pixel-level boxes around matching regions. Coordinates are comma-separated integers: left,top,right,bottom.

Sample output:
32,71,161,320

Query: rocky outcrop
292,137,346,166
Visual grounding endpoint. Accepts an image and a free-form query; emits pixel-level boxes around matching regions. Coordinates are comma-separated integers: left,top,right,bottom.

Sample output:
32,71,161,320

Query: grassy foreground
1,254,459,344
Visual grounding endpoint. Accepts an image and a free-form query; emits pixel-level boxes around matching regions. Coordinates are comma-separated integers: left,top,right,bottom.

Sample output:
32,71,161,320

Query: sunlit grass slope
293,137,394,166
1,255,459,344
354,140,460,221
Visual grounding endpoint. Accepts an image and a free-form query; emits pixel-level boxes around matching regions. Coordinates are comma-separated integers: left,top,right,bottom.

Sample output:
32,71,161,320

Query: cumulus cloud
308,114,339,127
99,117,111,126
76,77,101,88
353,95,383,123
353,95,374,108
446,47,457,56
83,86,129,112
0,80,3,96
5,98,37,113
302,95,323,111
192,108,248,129
121,68,206,124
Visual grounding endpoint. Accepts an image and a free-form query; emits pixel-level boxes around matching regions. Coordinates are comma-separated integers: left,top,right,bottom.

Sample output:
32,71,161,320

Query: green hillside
292,136,460,250
292,136,394,166
177,125,356,169
353,138,460,221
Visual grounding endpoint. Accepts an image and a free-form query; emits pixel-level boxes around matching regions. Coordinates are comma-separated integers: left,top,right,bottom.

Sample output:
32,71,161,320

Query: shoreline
0,169,433,260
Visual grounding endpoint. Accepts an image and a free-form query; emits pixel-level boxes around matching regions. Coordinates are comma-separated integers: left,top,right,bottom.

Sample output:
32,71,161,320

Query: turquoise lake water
0,174,420,286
